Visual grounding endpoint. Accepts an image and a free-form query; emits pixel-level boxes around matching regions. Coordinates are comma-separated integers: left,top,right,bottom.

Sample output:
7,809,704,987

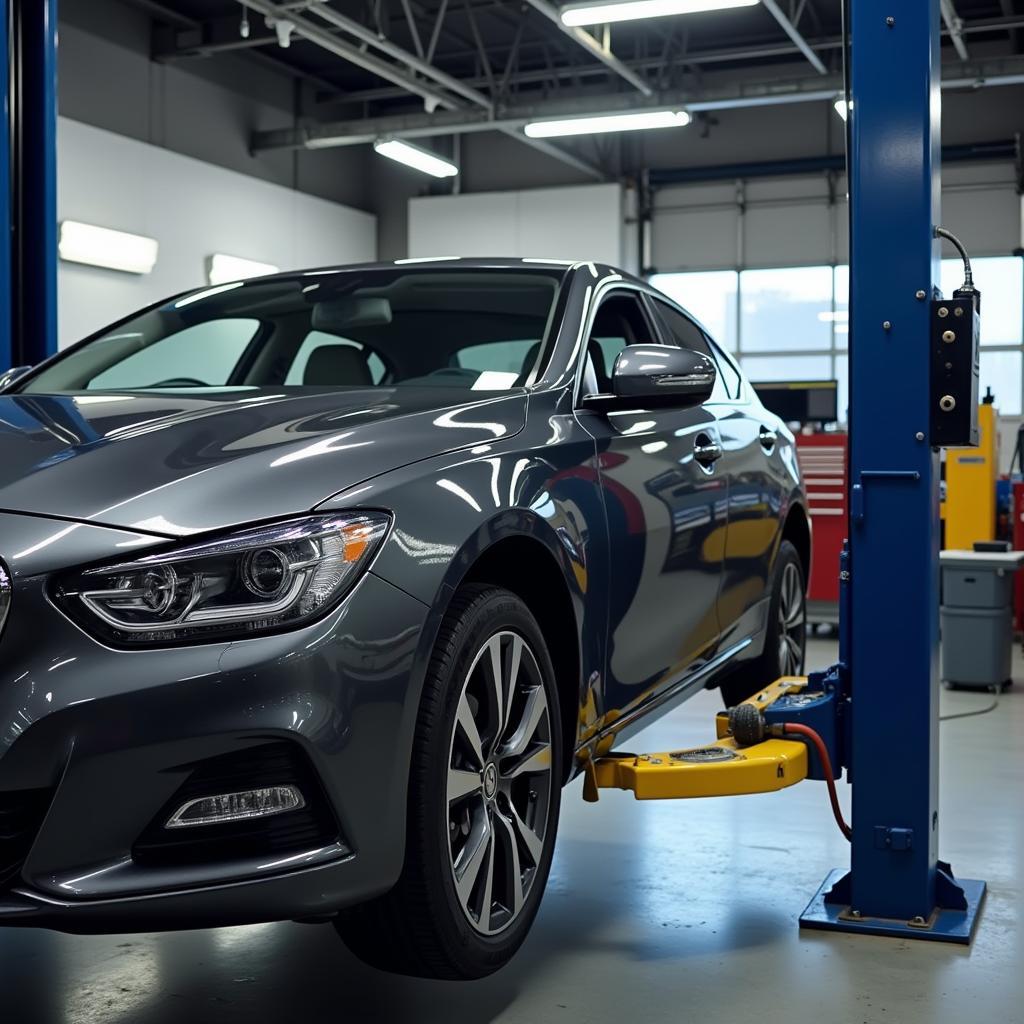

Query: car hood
0,387,528,537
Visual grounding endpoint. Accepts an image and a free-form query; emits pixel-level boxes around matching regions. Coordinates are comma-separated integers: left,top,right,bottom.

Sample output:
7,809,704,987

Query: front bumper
0,512,430,933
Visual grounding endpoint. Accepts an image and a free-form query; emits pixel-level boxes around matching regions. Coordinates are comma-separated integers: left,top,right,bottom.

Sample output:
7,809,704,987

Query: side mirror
0,366,31,392
585,345,716,410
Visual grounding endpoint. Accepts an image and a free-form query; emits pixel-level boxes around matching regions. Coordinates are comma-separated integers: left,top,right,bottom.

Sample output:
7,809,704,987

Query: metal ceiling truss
234,0,604,177
137,1,1024,174
253,52,1024,151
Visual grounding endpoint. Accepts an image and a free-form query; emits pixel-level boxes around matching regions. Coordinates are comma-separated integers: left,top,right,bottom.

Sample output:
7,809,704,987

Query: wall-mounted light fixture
58,221,159,274
207,254,280,285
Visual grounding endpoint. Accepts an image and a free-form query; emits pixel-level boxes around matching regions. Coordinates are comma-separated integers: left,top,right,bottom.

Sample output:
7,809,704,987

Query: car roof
225,257,646,288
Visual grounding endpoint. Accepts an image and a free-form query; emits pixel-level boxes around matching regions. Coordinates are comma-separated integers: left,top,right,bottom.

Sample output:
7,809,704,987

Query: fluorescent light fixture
373,138,458,178
834,97,852,121
207,253,280,285
560,0,759,26
525,109,690,138
59,221,158,275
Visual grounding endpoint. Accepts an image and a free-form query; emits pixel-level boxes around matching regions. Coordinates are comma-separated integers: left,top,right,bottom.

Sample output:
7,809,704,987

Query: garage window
649,270,738,351
650,255,1024,422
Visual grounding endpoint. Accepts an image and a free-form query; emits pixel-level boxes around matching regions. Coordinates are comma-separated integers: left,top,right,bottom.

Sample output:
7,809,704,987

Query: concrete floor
3,635,1023,1024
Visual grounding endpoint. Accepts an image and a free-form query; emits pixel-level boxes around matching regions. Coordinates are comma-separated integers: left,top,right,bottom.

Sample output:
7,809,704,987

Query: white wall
57,118,377,347
408,182,629,270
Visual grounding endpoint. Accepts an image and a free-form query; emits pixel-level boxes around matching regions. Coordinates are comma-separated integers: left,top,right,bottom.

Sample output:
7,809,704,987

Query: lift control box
930,291,980,447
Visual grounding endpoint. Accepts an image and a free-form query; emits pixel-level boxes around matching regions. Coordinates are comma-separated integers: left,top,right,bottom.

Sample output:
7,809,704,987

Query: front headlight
56,513,390,647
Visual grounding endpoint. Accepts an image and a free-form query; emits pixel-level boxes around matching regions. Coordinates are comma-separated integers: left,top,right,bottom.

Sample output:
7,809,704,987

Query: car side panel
715,404,803,656
576,402,727,728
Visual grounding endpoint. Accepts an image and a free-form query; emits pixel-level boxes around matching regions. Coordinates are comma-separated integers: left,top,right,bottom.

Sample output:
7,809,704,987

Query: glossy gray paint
0,259,804,932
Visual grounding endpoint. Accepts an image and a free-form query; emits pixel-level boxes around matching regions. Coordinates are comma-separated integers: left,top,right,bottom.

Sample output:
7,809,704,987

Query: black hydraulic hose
934,225,975,292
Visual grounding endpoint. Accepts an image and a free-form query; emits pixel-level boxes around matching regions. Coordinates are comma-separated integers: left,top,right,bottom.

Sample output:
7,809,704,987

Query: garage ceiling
131,0,1024,171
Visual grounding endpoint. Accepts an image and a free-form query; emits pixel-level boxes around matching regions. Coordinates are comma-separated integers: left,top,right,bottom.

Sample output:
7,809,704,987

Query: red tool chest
796,433,848,622
1013,481,1024,632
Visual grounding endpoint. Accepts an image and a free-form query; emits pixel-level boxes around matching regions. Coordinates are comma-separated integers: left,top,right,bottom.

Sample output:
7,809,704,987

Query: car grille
0,788,54,890
133,742,342,868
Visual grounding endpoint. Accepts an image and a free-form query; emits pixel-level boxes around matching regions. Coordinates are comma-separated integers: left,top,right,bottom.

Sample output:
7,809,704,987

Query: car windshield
23,267,567,394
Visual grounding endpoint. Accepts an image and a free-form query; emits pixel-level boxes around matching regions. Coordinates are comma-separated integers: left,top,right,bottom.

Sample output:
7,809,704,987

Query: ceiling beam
247,0,603,178
940,0,970,61
304,1,493,110
242,0,464,109
521,0,654,96
253,53,1024,152
759,0,828,74
313,14,1024,107
305,0,604,177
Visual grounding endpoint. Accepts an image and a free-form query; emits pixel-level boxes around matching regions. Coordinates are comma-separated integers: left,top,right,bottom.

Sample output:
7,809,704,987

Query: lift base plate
799,868,987,944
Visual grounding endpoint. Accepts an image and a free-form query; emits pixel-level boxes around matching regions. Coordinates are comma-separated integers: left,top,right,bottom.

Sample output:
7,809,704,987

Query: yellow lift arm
582,677,812,802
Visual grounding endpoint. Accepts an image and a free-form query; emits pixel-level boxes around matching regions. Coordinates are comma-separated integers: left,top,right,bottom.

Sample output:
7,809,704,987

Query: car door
650,296,783,650
575,286,727,731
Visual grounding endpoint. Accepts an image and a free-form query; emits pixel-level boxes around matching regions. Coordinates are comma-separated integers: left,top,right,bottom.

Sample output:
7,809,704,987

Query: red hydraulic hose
783,722,852,841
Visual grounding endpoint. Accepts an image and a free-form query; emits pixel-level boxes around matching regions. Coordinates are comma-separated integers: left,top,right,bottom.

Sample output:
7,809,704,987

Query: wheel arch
781,500,811,583
456,532,582,784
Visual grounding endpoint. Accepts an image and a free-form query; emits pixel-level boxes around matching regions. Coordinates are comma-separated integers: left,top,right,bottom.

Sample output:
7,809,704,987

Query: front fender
316,402,608,756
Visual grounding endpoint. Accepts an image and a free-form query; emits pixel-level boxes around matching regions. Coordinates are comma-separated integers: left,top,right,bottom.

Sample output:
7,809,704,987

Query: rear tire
335,584,562,979
719,540,807,708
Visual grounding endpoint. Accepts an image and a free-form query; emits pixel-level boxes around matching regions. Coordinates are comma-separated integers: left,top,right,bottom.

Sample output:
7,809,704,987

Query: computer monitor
752,380,839,425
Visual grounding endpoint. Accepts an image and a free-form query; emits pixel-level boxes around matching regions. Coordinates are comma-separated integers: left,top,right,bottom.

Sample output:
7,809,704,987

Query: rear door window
651,298,732,402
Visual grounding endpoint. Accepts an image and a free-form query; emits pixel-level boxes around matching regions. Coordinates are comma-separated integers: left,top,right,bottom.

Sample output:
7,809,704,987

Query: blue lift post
0,0,59,371
799,0,985,940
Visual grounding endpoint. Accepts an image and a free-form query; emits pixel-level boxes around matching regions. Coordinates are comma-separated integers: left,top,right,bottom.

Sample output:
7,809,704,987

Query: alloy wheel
777,561,806,676
446,631,553,936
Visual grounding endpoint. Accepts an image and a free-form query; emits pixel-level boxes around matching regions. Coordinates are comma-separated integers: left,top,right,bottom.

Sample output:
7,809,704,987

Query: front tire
336,584,562,979
719,540,807,708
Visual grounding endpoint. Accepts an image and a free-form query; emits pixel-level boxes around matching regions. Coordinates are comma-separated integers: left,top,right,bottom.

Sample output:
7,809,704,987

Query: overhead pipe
646,139,1020,186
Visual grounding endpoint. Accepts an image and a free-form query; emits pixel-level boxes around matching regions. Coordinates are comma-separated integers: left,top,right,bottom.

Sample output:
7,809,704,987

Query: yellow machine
944,401,997,550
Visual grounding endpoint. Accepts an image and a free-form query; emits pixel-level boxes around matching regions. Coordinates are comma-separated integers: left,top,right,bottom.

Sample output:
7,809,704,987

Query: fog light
165,785,305,829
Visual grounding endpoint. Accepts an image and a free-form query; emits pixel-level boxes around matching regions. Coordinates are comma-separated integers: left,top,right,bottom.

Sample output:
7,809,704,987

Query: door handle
694,432,723,468
759,425,778,452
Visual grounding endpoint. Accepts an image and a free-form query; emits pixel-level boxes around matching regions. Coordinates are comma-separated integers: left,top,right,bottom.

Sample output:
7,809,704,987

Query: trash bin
940,550,1024,690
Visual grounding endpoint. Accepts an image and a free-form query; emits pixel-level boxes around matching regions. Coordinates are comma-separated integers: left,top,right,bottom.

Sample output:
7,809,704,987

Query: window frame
572,281,667,408
645,292,748,406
